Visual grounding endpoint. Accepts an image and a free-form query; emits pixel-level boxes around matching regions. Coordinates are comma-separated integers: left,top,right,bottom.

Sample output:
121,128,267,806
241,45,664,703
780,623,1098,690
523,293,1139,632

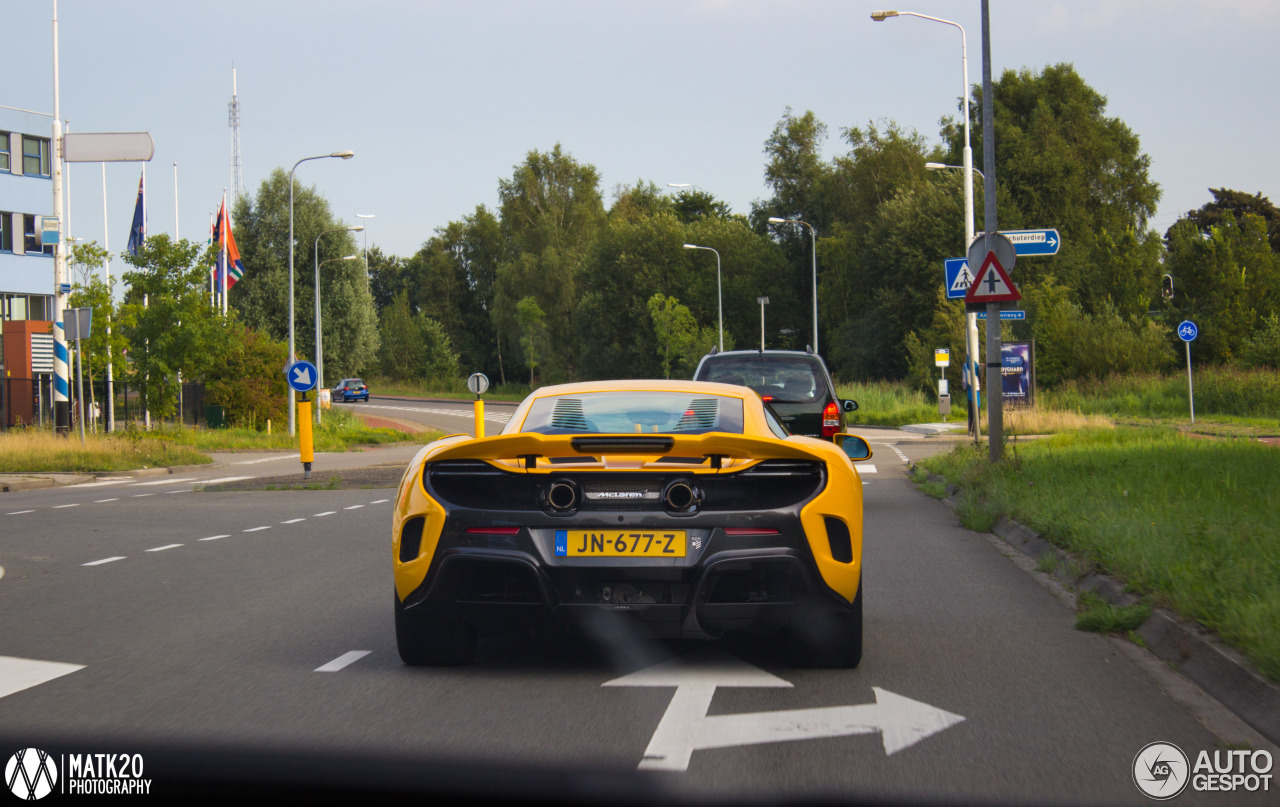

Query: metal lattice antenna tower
228,67,244,201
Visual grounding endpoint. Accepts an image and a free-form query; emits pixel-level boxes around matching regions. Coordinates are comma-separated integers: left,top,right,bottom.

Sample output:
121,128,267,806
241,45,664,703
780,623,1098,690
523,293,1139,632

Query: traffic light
1161,274,1174,301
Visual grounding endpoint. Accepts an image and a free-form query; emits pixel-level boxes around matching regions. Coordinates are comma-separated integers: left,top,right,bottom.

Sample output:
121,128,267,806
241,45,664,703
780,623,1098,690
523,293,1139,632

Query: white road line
243,526,271,533
0,655,85,700
199,535,230,541
131,477,197,487
146,544,183,552
858,465,878,474
369,499,390,504
314,650,371,672
6,510,35,515
66,479,131,489
199,476,254,485
314,511,336,517
167,489,194,494
281,518,307,524
53,503,81,509
232,455,295,465
132,493,154,498
83,556,125,566
343,505,364,510
94,498,120,503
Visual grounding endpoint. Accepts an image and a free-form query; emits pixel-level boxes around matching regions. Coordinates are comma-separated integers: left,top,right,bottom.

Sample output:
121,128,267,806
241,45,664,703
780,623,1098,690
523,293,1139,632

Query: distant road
334,396,519,436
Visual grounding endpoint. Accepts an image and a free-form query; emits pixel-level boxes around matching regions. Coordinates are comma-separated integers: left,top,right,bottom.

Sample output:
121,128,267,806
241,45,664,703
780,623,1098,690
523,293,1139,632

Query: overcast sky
7,1,1279,267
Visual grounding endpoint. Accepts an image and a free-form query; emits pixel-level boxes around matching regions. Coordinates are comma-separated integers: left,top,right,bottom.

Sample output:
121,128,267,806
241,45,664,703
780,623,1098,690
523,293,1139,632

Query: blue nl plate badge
554,530,568,557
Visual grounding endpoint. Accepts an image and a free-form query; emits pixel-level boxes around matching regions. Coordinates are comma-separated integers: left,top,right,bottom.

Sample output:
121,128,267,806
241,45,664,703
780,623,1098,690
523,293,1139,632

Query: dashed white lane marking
199,535,230,542
132,493,154,498
131,477,197,487
232,454,295,465
146,544,183,552
314,650,371,672
6,510,35,515
282,518,307,524
94,498,119,503
167,489,194,494
343,505,364,510
858,465,878,474
66,479,132,489
0,655,85,700
198,476,254,485
83,556,125,566
369,499,390,504
314,511,336,517
53,503,81,509
243,526,270,533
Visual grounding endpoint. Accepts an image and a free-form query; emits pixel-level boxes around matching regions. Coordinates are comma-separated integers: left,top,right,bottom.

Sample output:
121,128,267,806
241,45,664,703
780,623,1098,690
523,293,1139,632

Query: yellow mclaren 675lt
391,380,874,667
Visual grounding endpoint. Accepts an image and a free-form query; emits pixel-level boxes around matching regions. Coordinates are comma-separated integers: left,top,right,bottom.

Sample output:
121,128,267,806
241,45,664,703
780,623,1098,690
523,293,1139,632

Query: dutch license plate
554,529,686,558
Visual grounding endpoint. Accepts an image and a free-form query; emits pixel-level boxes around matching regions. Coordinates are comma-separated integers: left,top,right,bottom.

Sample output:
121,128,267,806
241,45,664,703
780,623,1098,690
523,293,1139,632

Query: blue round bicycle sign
1177,320,1198,342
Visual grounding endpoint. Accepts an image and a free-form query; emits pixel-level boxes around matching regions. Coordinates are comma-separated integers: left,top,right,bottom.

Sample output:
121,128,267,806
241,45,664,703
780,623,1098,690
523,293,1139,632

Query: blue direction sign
998,229,1060,257
286,360,319,392
975,310,1026,320
1178,320,1198,342
944,258,974,300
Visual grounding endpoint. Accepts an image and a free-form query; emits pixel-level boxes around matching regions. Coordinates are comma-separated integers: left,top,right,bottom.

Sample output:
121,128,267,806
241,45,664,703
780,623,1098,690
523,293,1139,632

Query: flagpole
209,210,215,309
102,163,114,433
221,191,229,317
173,161,179,241
51,0,71,434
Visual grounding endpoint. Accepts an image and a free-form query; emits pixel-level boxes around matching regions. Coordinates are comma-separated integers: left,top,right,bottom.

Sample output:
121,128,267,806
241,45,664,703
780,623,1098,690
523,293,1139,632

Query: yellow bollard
267,420,271,435
298,398,314,479
474,398,485,438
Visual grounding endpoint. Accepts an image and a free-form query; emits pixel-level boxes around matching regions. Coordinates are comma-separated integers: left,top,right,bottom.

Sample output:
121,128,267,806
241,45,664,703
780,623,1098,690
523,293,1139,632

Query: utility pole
981,0,1002,462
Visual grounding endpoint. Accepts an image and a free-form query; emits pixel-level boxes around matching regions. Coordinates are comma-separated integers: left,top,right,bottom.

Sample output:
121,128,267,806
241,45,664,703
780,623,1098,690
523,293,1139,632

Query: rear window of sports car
519,392,745,435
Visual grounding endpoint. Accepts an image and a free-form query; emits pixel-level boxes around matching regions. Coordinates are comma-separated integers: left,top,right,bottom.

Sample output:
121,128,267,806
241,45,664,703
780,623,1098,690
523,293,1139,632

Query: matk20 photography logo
1133,741,1273,800
5,747,152,799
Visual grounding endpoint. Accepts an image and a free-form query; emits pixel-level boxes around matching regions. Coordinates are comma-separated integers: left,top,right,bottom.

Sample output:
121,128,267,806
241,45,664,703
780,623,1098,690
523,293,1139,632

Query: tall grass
923,428,1280,680
1046,366,1280,421
0,428,211,473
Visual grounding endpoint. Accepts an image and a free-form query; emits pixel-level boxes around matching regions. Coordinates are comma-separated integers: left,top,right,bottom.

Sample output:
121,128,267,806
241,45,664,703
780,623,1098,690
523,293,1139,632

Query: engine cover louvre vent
550,398,589,431
673,398,719,431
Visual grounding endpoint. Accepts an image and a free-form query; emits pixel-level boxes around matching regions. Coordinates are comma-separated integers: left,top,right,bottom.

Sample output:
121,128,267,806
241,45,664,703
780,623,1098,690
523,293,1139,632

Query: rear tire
394,593,477,666
787,578,863,668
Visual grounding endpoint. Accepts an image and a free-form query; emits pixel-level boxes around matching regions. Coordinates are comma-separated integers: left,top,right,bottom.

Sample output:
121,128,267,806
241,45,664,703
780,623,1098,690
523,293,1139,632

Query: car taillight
821,401,841,438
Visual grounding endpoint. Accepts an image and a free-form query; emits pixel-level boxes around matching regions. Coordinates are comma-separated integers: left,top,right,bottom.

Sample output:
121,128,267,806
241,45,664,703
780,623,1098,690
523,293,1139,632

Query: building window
23,214,52,256
22,136,50,177
0,132,10,172
0,212,12,252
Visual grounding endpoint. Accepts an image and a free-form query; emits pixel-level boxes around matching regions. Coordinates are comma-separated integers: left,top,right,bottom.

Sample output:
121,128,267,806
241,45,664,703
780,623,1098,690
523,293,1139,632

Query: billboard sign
1001,341,1035,406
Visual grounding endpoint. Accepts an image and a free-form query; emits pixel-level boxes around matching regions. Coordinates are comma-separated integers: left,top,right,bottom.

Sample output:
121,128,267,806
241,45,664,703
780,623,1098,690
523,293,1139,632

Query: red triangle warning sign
964,251,1021,303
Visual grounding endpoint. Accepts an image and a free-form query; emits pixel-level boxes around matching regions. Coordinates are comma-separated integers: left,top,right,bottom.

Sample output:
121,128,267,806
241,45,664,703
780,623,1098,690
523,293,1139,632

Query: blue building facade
1,106,56,322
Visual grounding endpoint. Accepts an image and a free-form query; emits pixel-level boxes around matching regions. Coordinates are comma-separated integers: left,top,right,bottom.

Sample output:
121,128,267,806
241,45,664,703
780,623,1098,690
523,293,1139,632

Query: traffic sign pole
1178,320,1198,424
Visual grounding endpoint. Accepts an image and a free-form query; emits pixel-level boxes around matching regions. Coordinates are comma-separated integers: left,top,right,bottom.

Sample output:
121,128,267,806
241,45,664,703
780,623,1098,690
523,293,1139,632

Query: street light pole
874,9,979,442
767,217,818,353
288,150,354,436
355,213,374,284
757,296,770,351
314,227,363,424
682,244,723,352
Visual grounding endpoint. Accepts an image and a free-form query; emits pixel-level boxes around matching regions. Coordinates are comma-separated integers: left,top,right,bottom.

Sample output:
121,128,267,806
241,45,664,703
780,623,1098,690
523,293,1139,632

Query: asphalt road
0,435,1272,805
334,395,520,436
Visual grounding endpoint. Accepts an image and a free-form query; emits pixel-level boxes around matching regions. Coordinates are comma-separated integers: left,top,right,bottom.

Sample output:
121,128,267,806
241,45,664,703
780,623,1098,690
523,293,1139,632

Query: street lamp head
870,10,898,21
349,225,364,232
667,183,691,188
767,217,788,224
341,254,358,260
925,162,947,170
682,243,699,250
331,150,355,159
356,213,375,218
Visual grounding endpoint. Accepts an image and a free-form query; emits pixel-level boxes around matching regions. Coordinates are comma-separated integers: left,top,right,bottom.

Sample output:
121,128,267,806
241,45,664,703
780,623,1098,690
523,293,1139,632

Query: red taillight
821,401,841,438
464,527,521,535
722,528,781,536
762,395,774,401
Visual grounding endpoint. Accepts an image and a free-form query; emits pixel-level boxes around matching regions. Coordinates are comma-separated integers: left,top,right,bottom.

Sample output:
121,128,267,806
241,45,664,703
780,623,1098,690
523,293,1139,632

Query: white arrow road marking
604,649,965,771
314,650,371,672
0,656,84,701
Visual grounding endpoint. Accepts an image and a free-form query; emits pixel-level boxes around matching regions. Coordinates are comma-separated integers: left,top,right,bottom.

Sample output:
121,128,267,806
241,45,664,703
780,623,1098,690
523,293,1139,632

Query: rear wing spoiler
424,432,829,468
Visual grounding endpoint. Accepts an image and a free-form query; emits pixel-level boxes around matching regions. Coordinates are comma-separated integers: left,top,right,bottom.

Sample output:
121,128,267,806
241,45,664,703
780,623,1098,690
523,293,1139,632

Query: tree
1179,188,1280,253
648,294,699,380
66,241,128,403
203,322,289,428
515,296,546,383
374,291,460,384
120,235,231,420
493,145,605,382
232,169,379,380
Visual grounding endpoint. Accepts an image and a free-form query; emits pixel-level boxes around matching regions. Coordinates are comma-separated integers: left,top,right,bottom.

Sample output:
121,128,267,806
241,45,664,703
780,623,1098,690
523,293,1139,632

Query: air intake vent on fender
399,516,425,563
824,516,853,564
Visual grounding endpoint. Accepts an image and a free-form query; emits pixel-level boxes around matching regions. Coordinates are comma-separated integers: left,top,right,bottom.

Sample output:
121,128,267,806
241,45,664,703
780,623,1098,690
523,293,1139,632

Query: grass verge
0,428,211,473
362,375,532,402
921,428,1280,680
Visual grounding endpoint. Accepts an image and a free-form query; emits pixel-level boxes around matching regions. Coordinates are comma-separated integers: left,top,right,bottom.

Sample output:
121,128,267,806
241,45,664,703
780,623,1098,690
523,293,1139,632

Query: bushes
203,322,290,428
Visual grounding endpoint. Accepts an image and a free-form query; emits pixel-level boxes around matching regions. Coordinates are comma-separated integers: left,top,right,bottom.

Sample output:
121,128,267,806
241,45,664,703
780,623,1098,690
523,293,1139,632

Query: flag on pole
126,171,146,255
210,195,245,289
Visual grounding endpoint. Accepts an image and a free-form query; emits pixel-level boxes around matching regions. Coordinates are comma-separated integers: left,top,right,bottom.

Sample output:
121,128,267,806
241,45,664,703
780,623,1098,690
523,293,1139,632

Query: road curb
916,466,1280,747
0,462,213,492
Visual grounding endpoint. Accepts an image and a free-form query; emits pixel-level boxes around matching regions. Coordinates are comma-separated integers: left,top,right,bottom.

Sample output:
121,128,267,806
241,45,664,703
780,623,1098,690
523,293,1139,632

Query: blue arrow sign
975,310,1027,320
286,360,319,392
996,229,1060,257
944,258,974,300
1178,320,1198,342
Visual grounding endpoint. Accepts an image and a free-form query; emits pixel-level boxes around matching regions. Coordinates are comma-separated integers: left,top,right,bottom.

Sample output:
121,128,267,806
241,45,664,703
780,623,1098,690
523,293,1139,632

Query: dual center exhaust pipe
542,479,701,513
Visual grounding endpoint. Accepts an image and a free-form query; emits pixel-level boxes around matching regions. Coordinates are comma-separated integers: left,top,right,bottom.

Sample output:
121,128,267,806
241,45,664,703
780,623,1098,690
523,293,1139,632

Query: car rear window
519,392,745,435
697,357,824,403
